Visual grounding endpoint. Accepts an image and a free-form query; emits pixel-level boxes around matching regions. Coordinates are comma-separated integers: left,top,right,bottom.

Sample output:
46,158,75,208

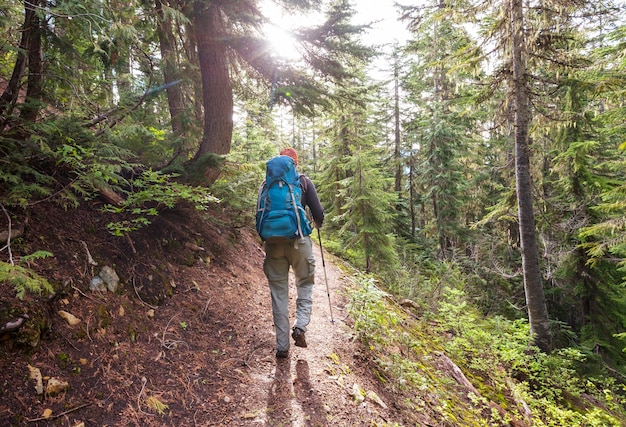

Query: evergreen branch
87,79,181,134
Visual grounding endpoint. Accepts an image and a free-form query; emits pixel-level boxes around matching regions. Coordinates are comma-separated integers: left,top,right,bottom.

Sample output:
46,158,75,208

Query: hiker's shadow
266,358,293,425
294,359,327,426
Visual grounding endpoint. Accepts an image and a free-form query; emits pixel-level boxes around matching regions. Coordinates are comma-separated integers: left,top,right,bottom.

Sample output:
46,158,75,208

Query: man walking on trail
257,148,324,359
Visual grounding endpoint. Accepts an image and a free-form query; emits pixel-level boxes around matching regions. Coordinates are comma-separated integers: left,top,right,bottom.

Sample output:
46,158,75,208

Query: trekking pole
317,228,335,323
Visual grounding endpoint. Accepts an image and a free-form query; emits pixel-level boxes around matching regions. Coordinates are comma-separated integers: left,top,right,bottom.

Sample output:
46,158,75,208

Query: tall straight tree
435,0,553,352
408,0,622,352
501,0,621,353
509,0,551,352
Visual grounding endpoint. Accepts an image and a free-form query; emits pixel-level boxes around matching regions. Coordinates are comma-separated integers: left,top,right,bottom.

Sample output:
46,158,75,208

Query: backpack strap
288,182,305,243
256,180,266,211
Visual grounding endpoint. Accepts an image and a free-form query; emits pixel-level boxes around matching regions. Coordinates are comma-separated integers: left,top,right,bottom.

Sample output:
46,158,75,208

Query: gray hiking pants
263,237,315,352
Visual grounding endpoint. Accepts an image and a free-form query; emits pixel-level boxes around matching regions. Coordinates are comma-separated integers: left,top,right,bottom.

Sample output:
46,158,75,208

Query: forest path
230,240,395,426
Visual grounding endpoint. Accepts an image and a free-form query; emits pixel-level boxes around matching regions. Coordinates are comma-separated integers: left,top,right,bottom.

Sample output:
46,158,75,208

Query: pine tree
186,0,372,181
318,69,399,274
401,1,481,261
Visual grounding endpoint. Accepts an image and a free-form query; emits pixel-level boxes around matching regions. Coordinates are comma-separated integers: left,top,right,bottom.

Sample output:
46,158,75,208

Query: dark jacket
299,175,324,228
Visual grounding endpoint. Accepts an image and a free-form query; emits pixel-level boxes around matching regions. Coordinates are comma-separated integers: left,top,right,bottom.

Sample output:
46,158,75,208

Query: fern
0,117,139,208
0,260,54,300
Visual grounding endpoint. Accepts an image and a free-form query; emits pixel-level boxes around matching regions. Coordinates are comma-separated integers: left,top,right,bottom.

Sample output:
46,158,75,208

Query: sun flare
264,22,301,61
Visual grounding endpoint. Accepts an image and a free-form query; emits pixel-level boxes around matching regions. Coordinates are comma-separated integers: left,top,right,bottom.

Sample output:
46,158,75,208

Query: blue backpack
256,155,312,241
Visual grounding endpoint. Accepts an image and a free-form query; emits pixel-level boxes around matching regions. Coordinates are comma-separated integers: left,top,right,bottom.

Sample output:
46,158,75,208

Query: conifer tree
437,0,623,352
185,0,372,181
558,18,626,360
318,67,399,274
401,2,480,260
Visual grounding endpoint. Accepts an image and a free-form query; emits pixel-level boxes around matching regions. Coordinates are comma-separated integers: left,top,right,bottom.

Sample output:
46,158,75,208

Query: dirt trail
0,204,404,427
230,242,395,426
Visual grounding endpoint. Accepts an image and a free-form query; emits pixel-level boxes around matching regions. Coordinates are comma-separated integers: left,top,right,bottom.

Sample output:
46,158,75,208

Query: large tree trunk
510,0,552,353
192,1,233,174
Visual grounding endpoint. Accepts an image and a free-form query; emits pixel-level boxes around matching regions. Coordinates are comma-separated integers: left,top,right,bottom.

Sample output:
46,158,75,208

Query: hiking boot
292,327,307,348
276,349,289,358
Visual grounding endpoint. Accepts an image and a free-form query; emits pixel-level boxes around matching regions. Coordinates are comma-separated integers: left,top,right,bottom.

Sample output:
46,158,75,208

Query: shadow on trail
266,357,294,425
265,357,328,426
294,359,327,426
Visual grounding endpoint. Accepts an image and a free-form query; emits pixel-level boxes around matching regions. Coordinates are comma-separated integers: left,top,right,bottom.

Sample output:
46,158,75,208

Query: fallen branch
132,275,157,310
97,185,125,206
0,314,29,333
71,284,98,302
0,203,16,265
26,402,92,422
507,377,533,424
81,240,98,266
158,315,188,351
435,352,480,396
126,233,137,254
436,352,530,427
137,376,154,417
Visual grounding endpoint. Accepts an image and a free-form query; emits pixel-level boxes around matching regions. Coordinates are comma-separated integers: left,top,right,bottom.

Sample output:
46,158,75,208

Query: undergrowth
0,256,54,300
346,271,626,427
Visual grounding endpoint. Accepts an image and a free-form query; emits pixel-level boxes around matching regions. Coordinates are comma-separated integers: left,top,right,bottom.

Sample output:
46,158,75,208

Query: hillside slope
2,202,622,426
0,202,421,426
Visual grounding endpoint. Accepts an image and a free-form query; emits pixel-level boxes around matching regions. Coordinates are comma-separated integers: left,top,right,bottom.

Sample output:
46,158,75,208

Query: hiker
256,148,325,358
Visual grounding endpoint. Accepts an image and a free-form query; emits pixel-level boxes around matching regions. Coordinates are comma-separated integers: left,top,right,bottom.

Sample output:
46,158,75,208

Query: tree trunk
393,61,402,195
0,0,35,122
21,0,44,122
192,1,233,167
183,20,204,129
510,0,552,352
409,155,416,238
155,0,190,161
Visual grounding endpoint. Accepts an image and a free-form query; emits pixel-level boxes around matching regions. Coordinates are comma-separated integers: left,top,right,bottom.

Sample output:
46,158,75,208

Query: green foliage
109,124,173,167
0,134,56,208
209,161,262,221
103,170,218,236
2,0,626,422
401,6,483,262
20,251,54,263
317,70,400,275
0,258,54,300
0,116,139,209
347,265,626,426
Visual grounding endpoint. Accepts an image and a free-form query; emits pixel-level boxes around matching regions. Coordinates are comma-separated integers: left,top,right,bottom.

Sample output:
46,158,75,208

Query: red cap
280,148,298,165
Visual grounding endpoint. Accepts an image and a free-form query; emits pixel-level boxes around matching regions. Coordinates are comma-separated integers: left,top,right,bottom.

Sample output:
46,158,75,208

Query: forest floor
0,201,410,426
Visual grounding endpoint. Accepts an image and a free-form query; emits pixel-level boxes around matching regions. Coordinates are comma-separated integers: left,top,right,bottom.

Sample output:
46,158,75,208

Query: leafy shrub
103,170,218,235
0,116,138,208
346,266,626,426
